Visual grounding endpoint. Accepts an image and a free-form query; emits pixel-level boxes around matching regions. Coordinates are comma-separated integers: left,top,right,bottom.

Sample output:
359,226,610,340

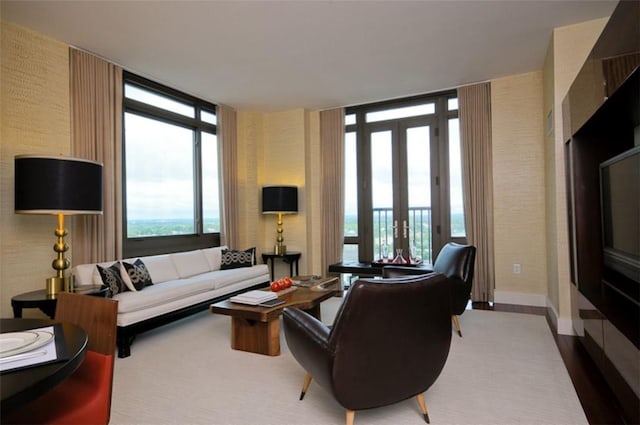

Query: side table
261,251,301,281
11,286,109,319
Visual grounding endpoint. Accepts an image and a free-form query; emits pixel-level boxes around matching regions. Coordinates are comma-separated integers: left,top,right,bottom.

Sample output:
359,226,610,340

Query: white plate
0,332,39,354
0,331,54,358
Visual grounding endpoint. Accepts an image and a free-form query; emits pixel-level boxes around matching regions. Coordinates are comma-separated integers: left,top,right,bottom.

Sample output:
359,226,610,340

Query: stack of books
229,290,277,305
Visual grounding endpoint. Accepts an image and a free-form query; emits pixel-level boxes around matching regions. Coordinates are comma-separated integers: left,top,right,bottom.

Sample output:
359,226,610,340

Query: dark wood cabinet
563,2,639,423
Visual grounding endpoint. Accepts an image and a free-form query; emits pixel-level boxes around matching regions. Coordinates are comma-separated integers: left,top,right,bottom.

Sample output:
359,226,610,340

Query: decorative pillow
122,259,153,290
96,262,128,296
118,262,137,292
220,247,256,270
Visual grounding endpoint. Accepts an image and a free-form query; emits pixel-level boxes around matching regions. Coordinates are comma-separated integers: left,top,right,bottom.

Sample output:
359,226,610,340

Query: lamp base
46,275,74,296
274,244,287,255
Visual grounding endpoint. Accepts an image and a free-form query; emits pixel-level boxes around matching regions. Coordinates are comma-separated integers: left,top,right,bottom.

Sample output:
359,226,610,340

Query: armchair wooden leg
452,315,462,337
416,393,430,424
346,409,355,425
299,373,313,400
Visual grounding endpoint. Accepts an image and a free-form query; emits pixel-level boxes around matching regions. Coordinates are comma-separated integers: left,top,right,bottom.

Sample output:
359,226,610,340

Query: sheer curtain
70,48,123,264
218,104,239,249
458,82,495,302
320,108,345,275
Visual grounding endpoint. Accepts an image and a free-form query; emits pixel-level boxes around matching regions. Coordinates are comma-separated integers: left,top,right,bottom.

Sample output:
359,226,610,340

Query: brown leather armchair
383,242,476,337
283,273,452,425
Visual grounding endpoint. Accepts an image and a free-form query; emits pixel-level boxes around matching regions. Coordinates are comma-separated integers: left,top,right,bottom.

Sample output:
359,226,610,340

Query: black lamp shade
15,156,103,215
262,186,298,214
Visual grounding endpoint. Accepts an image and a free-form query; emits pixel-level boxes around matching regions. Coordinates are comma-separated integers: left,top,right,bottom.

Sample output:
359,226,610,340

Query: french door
364,117,441,264
344,92,464,266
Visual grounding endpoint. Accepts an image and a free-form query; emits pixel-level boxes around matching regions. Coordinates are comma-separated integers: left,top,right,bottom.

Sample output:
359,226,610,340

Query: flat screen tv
599,145,640,287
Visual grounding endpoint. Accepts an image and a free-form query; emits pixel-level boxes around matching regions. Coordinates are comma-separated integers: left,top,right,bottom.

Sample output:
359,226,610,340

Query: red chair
6,292,118,425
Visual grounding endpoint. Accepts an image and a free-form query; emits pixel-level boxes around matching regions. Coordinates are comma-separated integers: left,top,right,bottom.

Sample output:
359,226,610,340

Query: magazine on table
229,290,277,305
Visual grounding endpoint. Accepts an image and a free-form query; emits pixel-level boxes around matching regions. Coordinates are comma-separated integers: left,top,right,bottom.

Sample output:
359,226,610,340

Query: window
343,92,465,264
123,72,220,257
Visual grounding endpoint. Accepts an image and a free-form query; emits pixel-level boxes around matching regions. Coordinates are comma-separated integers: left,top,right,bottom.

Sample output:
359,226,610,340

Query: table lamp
262,186,298,255
14,155,103,295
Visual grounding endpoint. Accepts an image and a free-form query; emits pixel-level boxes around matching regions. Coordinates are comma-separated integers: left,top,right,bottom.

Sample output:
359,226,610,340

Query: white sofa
72,246,270,358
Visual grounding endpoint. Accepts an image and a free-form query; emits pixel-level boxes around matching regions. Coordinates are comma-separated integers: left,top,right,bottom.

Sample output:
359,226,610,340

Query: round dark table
11,287,109,318
0,318,88,416
11,290,58,318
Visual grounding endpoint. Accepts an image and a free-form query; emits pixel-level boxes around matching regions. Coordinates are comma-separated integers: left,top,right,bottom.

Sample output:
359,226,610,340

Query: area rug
110,298,588,425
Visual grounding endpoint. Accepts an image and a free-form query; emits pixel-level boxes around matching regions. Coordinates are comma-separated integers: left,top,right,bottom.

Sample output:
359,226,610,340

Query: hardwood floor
469,302,626,425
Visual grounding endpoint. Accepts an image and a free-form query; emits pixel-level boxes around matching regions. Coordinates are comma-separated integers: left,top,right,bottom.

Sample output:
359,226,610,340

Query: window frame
343,90,465,263
122,72,220,258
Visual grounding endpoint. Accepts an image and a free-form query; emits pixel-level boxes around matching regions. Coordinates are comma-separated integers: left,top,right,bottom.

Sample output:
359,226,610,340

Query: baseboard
545,300,576,336
494,290,547,307
494,290,576,335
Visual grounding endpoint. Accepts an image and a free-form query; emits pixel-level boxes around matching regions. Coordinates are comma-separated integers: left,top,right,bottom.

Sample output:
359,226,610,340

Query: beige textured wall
553,18,608,104
237,109,321,280
1,22,71,316
261,109,307,279
235,110,263,253
491,71,547,296
543,41,559,311
550,18,608,326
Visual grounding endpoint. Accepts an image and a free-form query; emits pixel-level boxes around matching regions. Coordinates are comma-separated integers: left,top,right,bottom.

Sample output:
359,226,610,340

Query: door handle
403,220,409,238
392,220,398,239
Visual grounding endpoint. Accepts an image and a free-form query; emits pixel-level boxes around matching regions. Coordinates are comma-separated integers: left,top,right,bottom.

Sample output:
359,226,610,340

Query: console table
328,261,432,276
261,252,301,281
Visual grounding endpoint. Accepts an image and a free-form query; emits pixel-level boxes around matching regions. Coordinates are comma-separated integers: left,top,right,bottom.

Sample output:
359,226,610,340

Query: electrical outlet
513,263,521,274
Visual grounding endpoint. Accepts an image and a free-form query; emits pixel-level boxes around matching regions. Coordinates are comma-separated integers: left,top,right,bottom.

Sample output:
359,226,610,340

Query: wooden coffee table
210,277,340,356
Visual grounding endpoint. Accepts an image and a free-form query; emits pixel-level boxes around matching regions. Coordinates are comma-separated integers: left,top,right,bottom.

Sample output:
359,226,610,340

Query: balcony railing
373,207,433,264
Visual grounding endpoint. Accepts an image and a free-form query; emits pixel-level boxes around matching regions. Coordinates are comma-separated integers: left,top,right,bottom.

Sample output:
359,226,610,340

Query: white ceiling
2,0,617,112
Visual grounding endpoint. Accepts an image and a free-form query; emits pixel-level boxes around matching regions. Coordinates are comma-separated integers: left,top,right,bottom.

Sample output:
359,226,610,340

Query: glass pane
125,83,195,118
202,132,220,233
125,112,195,237
371,130,393,260
366,103,434,123
201,109,216,125
449,118,466,237
344,132,358,237
342,244,358,262
406,126,433,264
345,114,356,126
448,98,459,111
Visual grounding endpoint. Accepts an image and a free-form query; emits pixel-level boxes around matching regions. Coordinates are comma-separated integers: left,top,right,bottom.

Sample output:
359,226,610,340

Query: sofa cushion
141,254,179,283
211,265,269,290
220,247,256,270
122,259,153,290
171,250,210,278
73,263,98,287
202,246,227,271
96,262,129,295
113,276,214,314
